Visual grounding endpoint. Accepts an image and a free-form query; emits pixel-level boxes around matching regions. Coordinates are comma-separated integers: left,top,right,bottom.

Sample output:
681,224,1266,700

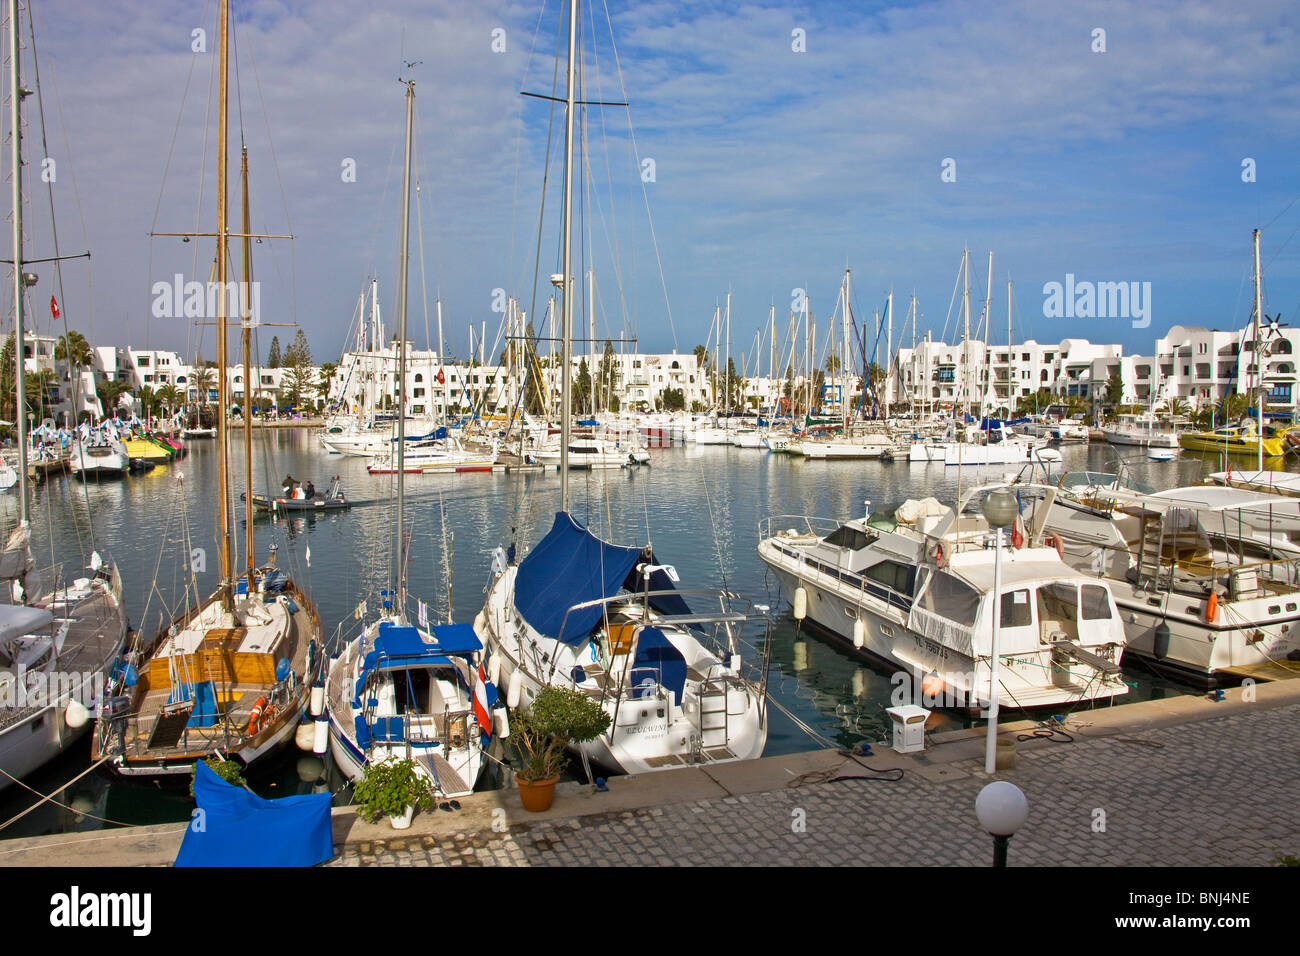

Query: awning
515,512,644,643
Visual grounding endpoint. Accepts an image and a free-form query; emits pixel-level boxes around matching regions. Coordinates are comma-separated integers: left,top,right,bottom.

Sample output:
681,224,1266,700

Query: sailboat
477,0,770,775
91,0,322,777
1,0,127,790
323,80,491,799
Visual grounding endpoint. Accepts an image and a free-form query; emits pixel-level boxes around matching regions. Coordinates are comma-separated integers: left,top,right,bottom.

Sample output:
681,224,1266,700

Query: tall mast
9,0,27,523
1003,278,1013,416
961,248,970,424
982,251,993,415
842,269,850,428
240,147,254,583
559,0,577,510
1254,228,1263,473
216,0,233,608
885,289,893,420
436,297,446,422
394,79,415,618
724,292,731,418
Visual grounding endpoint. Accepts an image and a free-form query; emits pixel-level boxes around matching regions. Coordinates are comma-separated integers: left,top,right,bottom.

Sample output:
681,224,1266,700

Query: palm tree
95,379,132,420
1163,397,1190,419
155,384,180,419
693,344,708,368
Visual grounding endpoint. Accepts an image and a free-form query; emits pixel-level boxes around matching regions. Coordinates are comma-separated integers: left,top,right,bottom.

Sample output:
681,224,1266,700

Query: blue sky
11,0,1300,370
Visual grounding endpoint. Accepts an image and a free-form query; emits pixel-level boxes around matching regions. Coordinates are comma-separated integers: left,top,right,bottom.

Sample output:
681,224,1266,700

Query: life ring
933,543,947,568
248,696,269,735
1043,531,1065,560
1204,591,1218,624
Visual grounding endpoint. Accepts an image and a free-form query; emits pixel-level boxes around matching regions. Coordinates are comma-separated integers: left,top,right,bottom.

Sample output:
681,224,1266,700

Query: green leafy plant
1274,854,1300,867
352,757,435,822
189,757,246,797
510,685,611,783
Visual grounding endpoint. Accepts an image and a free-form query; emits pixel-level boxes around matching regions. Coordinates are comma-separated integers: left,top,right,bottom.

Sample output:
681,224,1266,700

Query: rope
785,750,904,788
0,755,139,831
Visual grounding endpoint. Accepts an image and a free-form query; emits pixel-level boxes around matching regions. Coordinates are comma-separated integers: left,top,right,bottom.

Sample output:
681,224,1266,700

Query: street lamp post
981,487,1019,774
975,781,1029,867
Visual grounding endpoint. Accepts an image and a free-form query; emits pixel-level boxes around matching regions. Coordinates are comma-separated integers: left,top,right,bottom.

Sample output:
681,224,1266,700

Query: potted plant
510,685,611,812
352,757,435,829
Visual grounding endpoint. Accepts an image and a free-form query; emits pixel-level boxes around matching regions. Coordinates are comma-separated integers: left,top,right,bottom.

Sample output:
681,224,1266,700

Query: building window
137,356,150,366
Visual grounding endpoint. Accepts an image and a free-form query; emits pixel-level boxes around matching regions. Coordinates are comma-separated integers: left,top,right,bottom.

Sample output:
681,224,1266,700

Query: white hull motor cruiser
1028,475,1300,683
532,437,643,470
326,618,491,798
478,512,769,773
757,489,1130,711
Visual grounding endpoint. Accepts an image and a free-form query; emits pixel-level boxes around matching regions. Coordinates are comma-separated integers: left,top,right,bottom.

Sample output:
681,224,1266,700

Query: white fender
310,684,325,717
64,699,89,729
793,586,808,621
487,652,501,687
296,723,316,751
494,708,511,739
506,669,523,709
852,618,867,649
312,716,329,755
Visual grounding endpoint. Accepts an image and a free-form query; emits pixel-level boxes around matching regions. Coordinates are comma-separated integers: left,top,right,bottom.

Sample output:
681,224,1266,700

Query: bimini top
364,620,482,673
515,512,645,644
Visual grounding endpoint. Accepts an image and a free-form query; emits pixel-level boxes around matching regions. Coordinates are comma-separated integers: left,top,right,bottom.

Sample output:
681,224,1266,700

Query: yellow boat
1178,423,1286,457
122,436,173,463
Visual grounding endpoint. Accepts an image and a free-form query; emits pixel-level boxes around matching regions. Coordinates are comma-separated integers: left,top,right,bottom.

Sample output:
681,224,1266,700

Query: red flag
50,295,59,320
436,367,445,385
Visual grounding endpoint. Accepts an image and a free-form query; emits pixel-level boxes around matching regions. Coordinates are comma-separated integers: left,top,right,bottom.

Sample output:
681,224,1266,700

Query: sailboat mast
559,0,578,511
1007,280,1015,417
216,0,233,607
9,0,27,522
240,147,254,582
394,79,415,617
1254,228,1263,473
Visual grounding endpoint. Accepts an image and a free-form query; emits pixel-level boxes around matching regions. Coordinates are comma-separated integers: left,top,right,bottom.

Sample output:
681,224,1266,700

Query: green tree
661,387,685,411
95,378,133,420
598,340,618,411
316,361,337,405
574,358,592,413
155,383,180,417
693,343,708,368
281,329,314,408
267,335,282,368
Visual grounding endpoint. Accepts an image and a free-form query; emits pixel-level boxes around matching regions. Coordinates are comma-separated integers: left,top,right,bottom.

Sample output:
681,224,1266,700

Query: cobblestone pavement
327,702,1300,867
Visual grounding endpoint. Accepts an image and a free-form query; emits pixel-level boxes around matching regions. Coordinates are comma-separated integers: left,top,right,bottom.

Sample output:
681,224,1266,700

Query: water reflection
0,433,1224,837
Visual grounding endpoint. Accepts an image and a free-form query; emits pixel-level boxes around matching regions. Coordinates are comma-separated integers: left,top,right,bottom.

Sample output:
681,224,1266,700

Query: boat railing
758,514,841,542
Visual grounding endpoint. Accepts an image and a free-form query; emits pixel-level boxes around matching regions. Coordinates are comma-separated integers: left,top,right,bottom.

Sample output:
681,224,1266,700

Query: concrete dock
3,679,1297,867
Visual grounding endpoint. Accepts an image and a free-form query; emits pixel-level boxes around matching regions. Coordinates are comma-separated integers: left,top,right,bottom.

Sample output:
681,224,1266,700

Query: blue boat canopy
979,417,1030,430
515,512,645,643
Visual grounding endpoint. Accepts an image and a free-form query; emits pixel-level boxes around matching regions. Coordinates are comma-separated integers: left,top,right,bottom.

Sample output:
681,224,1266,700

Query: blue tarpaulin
515,512,644,643
174,761,334,867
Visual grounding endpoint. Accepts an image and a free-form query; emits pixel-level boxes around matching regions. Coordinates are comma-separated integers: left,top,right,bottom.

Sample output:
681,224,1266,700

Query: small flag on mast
50,296,59,320
417,600,428,629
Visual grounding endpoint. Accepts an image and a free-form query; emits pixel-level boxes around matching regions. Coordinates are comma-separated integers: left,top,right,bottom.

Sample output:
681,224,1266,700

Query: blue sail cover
515,512,644,643
174,761,334,867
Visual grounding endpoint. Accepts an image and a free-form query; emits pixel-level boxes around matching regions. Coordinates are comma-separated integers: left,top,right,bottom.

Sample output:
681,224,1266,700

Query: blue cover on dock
174,761,334,867
514,512,643,643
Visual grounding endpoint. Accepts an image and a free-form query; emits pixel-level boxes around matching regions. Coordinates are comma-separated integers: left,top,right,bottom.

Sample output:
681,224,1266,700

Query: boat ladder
696,677,730,752
1135,510,1167,590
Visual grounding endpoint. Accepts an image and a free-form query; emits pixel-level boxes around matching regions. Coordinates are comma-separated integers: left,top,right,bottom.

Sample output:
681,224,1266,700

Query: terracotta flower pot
516,773,560,812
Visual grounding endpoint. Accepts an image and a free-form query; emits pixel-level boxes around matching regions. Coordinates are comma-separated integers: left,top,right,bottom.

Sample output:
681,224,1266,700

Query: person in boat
304,481,315,500
282,474,297,496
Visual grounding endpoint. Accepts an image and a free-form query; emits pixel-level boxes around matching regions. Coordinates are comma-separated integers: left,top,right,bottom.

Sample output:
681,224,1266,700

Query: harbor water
0,432,1233,838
